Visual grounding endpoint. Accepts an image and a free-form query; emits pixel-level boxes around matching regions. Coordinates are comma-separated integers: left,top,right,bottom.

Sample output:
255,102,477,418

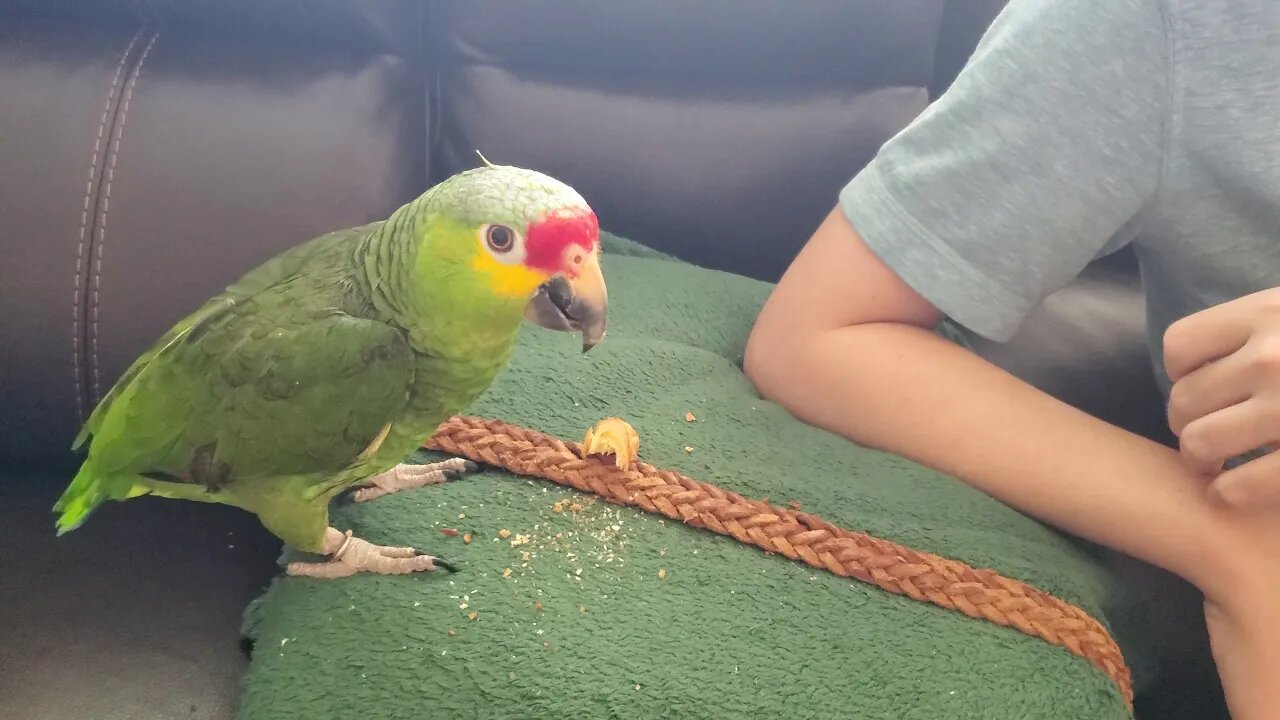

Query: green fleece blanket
238,234,1154,719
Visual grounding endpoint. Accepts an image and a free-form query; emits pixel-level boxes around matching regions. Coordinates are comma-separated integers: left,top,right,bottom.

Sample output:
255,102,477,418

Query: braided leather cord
424,415,1133,706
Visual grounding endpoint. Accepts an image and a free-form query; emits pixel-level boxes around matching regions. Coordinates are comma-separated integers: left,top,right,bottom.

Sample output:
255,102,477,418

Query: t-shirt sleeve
839,0,1169,342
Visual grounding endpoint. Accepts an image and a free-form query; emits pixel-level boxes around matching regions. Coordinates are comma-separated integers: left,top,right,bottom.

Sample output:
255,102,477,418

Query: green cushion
238,234,1152,719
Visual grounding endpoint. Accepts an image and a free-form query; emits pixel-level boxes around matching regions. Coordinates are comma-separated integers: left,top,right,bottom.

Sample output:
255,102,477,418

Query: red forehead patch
524,208,599,273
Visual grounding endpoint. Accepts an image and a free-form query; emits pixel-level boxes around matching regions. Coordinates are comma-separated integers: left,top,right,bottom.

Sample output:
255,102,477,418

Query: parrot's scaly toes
346,459,480,503
285,529,451,578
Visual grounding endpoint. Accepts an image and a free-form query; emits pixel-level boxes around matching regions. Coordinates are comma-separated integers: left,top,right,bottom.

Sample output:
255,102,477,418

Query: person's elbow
743,300,808,408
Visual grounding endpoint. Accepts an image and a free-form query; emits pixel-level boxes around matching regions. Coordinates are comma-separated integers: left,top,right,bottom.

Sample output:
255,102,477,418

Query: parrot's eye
485,225,515,254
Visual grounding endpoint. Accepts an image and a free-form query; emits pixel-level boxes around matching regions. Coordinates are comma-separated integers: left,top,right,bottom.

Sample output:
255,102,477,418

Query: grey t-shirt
839,0,1280,395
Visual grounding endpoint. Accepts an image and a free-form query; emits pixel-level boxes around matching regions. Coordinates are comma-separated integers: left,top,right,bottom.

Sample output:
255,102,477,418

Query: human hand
1165,288,1280,505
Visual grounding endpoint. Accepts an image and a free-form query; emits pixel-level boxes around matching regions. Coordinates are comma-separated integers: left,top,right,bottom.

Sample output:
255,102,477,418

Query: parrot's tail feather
52,462,151,534
53,462,107,535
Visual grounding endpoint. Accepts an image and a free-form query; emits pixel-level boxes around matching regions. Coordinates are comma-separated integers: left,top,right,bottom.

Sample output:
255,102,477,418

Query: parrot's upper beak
524,251,608,352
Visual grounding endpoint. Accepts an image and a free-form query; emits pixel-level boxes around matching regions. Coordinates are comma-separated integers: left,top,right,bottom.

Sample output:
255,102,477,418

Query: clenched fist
1165,288,1280,504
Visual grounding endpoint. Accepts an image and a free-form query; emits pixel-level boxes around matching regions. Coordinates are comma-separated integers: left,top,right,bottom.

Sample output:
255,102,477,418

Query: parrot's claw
286,528,456,578
346,459,478,503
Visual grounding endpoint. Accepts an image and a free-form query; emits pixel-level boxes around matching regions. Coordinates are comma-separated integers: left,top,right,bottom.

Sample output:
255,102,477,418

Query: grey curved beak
523,252,608,352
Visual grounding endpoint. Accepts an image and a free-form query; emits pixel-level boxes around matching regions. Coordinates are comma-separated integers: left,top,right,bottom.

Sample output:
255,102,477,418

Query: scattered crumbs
658,569,666,580
552,500,566,513
448,629,457,637
459,603,468,610
684,446,693,453
467,611,478,621
458,513,466,519
441,527,459,537
570,502,583,512
498,529,512,539
684,412,696,422
510,534,530,547
462,533,472,544
502,568,513,578
520,551,531,562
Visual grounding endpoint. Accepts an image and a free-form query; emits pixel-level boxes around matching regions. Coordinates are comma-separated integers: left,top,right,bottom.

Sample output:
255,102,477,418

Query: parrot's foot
347,458,478,503
286,527,457,579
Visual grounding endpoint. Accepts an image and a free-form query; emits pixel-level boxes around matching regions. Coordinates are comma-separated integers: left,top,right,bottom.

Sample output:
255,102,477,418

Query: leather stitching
90,31,159,403
73,30,141,423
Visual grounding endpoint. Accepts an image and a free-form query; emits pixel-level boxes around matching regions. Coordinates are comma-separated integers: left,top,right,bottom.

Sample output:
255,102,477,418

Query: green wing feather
56,222,409,535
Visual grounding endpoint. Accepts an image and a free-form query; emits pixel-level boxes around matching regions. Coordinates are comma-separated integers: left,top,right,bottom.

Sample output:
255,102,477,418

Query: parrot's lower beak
524,252,608,352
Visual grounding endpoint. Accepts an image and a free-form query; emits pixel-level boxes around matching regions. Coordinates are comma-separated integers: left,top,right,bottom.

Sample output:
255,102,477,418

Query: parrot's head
418,162,608,352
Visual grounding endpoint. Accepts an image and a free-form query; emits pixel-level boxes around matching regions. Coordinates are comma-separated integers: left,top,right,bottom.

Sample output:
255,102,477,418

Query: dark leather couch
0,1,1219,718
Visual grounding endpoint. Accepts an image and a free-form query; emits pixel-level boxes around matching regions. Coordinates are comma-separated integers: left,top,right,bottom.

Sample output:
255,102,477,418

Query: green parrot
53,162,608,579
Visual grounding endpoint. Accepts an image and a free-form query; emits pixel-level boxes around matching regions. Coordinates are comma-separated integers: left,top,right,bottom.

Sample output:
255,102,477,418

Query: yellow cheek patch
470,251,548,298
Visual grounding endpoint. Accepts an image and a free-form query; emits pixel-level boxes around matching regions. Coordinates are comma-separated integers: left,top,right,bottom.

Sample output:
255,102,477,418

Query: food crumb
543,641,550,648
511,534,530,547
533,602,543,613
502,568,513,578
447,629,457,637
498,529,512,539
459,603,468,610
684,412,696,422
552,500,566,513
458,513,466,519
569,502,583,512
579,606,587,614
684,446,693,453
441,527,459,537
462,533,472,544
787,500,802,511
658,569,667,580
467,611,478,621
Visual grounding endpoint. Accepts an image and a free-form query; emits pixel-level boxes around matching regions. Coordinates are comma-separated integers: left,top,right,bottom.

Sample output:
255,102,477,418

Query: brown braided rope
424,415,1134,707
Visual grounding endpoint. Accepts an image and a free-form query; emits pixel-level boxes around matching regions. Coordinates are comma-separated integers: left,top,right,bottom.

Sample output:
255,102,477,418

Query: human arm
744,208,1267,592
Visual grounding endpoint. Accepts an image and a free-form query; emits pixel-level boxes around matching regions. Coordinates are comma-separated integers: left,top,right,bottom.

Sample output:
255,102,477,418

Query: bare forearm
753,321,1241,590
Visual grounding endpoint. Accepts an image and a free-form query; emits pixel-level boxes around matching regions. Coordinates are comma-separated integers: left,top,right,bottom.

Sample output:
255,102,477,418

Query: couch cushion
0,18,423,461
428,0,948,282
